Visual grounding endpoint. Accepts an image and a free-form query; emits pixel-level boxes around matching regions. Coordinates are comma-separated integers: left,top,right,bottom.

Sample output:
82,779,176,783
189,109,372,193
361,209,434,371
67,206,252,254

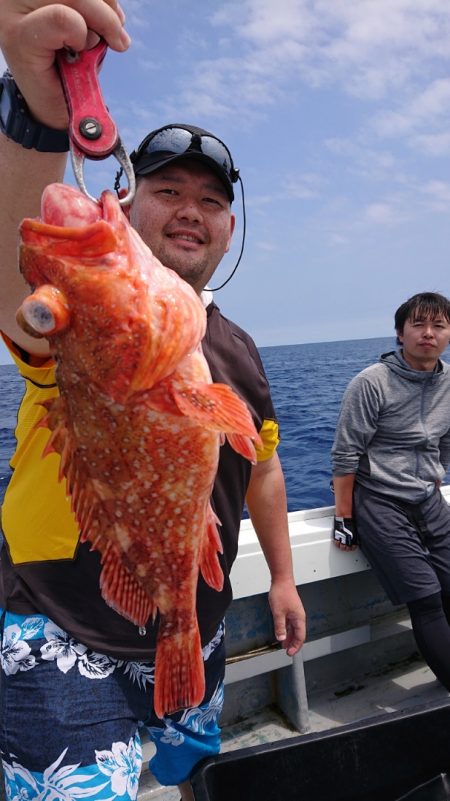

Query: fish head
17,184,207,402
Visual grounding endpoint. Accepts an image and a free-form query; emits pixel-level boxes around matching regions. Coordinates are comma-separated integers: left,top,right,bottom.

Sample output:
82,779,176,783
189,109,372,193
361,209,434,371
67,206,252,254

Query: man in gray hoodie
332,291,450,691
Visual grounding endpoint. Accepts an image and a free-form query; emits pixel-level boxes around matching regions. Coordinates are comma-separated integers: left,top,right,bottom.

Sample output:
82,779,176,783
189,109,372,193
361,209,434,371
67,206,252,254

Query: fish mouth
21,217,100,239
19,185,123,257
19,216,118,264
21,184,126,241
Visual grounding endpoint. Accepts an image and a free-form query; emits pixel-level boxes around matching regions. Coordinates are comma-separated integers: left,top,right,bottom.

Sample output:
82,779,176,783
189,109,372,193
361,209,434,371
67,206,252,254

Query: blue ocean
258,335,400,510
0,335,405,511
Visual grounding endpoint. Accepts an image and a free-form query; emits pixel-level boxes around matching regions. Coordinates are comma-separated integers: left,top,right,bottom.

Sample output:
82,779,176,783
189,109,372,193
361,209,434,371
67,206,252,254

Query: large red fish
16,183,261,717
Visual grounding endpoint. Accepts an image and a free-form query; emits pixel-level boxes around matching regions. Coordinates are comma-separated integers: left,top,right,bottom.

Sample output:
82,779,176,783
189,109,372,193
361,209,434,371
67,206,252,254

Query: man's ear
118,188,131,220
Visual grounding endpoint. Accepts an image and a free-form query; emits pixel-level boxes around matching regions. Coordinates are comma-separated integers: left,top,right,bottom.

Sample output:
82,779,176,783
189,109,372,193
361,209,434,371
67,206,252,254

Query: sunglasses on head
132,126,240,184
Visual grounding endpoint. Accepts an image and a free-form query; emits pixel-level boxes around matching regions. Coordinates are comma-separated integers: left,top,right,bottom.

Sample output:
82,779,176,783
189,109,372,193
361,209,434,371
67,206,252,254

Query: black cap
130,123,238,202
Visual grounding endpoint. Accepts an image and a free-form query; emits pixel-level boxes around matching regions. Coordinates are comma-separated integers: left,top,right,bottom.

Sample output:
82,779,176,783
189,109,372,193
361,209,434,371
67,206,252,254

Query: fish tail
154,618,205,719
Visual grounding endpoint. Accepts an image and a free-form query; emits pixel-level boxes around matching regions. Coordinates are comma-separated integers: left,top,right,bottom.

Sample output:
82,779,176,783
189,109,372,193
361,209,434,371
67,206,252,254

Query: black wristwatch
0,70,69,152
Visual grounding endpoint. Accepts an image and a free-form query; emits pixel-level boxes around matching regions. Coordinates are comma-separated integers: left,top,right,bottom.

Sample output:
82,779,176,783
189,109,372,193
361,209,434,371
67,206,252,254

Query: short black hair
395,292,450,335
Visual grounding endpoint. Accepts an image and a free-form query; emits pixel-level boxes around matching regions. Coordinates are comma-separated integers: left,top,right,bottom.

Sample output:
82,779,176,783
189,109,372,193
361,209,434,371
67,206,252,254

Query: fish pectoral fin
172,382,261,440
154,616,205,718
199,504,224,591
140,383,181,414
226,433,259,464
92,537,156,627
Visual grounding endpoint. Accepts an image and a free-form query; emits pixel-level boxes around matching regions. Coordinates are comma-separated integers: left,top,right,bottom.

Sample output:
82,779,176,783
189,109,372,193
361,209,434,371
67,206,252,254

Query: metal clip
70,138,136,205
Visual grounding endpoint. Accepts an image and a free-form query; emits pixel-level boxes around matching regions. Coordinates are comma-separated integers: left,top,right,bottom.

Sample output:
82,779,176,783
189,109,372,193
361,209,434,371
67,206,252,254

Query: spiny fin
36,393,155,627
71,476,155,629
199,504,224,591
40,420,67,460
96,539,156,627
226,433,258,464
36,397,75,479
154,617,205,718
172,382,262,442
36,396,67,432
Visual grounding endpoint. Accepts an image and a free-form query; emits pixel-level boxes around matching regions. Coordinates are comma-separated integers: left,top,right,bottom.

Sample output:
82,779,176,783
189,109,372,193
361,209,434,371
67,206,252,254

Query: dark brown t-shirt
0,302,277,658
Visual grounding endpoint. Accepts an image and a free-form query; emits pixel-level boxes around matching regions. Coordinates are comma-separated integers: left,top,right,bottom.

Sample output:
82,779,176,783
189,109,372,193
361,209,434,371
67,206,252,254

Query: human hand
333,516,358,551
268,579,306,657
0,0,130,129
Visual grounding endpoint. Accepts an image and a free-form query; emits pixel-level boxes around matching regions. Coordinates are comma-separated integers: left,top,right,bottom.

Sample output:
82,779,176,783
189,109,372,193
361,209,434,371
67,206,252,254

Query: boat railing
224,485,450,731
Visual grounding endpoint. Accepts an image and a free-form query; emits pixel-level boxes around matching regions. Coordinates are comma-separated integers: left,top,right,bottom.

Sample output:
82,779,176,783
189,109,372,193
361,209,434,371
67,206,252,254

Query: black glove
333,516,358,547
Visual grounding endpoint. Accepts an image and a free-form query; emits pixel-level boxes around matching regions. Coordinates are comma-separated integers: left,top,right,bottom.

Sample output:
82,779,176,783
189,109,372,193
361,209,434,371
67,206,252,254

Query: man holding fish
0,2,306,800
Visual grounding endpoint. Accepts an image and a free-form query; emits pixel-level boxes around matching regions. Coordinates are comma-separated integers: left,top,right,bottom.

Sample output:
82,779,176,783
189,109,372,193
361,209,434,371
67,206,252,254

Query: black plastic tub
190,700,450,801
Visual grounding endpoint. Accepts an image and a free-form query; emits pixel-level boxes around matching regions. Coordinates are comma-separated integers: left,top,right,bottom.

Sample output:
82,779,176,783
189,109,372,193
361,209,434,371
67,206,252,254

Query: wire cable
205,175,246,292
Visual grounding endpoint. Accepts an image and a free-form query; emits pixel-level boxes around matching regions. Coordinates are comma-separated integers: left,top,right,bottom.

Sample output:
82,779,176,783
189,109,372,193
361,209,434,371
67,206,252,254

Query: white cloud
331,233,349,245
411,131,450,156
121,0,151,29
257,241,278,252
212,0,318,44
421,180,450,210
325,138,401,182
365,202,399,225
283,172,324,199
210,0,450,103
375,78,450,138
118,0,450,153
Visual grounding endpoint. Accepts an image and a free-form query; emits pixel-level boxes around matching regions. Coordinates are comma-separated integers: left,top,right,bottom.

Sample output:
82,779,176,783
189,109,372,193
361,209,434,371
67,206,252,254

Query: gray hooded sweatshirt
331,350,450,503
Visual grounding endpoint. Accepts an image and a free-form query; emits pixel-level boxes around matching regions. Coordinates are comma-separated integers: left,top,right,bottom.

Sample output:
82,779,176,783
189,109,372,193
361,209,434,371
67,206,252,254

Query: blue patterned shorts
0,610,225,798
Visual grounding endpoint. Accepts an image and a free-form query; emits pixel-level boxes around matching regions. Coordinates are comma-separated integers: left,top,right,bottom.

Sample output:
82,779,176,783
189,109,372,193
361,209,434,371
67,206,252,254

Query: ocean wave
0,336,414,513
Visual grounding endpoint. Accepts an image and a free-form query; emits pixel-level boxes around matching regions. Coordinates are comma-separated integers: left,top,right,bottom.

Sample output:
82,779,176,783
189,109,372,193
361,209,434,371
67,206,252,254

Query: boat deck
137,654,449,800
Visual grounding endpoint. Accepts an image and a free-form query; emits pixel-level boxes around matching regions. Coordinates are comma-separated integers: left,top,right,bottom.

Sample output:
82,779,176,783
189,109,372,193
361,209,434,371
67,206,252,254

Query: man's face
397,314,450,369
129,160,235,294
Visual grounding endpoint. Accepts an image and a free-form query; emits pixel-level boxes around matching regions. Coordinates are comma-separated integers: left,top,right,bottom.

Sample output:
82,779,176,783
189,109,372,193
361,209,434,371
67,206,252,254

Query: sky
2,0,450,364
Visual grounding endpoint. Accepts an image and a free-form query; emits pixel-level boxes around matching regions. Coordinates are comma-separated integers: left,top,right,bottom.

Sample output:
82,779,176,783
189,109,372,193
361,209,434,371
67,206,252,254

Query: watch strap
0,70,69,153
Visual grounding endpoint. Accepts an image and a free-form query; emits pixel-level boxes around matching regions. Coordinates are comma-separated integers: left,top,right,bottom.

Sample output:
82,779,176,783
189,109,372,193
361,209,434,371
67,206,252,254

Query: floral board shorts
0,609,225,798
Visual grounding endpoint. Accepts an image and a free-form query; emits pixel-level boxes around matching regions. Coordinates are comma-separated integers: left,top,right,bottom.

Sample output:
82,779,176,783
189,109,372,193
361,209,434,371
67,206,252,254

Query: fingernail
119,28,131,49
